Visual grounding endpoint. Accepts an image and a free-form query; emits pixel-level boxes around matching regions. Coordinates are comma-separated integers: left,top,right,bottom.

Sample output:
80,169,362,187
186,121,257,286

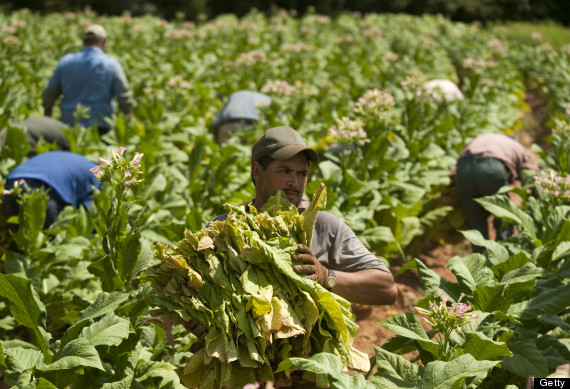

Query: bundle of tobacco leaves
147,183,369,388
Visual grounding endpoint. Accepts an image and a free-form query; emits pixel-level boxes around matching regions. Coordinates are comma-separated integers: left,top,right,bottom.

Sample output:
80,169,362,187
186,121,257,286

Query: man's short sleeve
311,211,389,273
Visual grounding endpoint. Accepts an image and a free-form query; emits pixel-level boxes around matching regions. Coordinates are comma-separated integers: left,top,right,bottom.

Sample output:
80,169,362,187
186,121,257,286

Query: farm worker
0,117,70,157
452,133,540,252
42,24,133,136
420,79,464,101
211,126,398,305
210,90,271,144
3,151,102,231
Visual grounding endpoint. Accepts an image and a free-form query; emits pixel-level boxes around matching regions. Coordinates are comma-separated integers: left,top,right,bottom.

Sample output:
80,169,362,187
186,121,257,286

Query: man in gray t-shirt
210,90,271,144
210,126,397,306
0,116,70,157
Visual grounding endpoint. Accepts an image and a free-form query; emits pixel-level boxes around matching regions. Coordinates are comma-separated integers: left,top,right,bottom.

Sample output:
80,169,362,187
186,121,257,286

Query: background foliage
2,0,570,25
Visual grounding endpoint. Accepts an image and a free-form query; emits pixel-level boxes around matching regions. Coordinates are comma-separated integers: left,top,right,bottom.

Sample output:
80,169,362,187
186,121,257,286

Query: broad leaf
87,255,124,292
473,279,535,313
476,194,536,240
512,284,570,321
421,353,500,389
37,338,104,371
116,233,143,285
378,313,441,356
2,346,45,387
276,352,368,389
414,259,461,301
460,230,509,265
551,241,570,262
135,361,186,389
502,339,549,378
81,314,131,347
447,254,494,294
373,345,422,382
358,226,396,252
463,331,512,360
491,252,533,281
60,292,130,347
0,274,50,359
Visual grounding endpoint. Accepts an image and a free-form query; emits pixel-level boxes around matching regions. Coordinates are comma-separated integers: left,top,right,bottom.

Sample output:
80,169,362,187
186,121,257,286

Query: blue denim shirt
6,151,102,209
43,47,131,128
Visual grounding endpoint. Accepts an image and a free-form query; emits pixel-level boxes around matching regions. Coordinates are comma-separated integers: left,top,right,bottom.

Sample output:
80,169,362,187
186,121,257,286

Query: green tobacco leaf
368,375,416,388
357,226,395,252
276,352,368,389
501,262,542,284
2,126,30,164
473,279,535,312
539,315,570,330
514,284,570,321
400,216,422,247
132,240,154,281
35,377,58,389
81,314,130,347
419,206,453,232
395,258,418,276
537,335,570,368
463,331,512,360
373,345,421,382
421,354,500,389
60,292,130,347
88,255,124,292
378,313,440,356
116,233,142,285
135,360,184,388
476,195,536,240
12,187,49,254
502,339,549,378
80,291,130,321
460,230,509,265
414,259,461,301
491,252,533,280
299,182,327,247
2,346,45,385
101,376,133,389
447,254,494,294
0,274,50,359
37,338,104,372
551,241,570,262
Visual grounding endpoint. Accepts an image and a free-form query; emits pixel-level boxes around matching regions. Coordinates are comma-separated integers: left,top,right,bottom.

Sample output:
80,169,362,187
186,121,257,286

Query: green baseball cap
251,126,319,164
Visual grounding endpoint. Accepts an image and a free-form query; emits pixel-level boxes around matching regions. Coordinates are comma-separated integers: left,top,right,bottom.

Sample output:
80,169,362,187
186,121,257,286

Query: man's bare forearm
42,89,59,117
332,269,398,306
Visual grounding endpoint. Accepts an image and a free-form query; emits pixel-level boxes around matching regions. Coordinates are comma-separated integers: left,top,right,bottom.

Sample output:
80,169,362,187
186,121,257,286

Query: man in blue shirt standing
3,151,102,230
42,24,133,135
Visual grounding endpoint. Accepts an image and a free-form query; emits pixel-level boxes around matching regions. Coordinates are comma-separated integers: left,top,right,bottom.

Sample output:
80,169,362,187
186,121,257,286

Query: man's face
252,152,309,208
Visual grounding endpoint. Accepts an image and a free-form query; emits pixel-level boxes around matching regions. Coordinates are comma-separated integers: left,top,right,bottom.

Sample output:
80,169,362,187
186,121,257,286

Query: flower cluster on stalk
165,75,192,89
353,89,395,118
90,147,144,194
328,116,369,147
260,79,296,97
225,50,267,69
533,170,570,202
415,291,479,337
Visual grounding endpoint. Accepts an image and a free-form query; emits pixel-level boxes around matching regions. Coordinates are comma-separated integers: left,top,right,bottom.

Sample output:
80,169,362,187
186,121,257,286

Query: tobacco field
0,8,569,389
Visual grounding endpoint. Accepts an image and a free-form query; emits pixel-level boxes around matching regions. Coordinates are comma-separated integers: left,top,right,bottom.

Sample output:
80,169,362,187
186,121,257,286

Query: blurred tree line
3,0,569,25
